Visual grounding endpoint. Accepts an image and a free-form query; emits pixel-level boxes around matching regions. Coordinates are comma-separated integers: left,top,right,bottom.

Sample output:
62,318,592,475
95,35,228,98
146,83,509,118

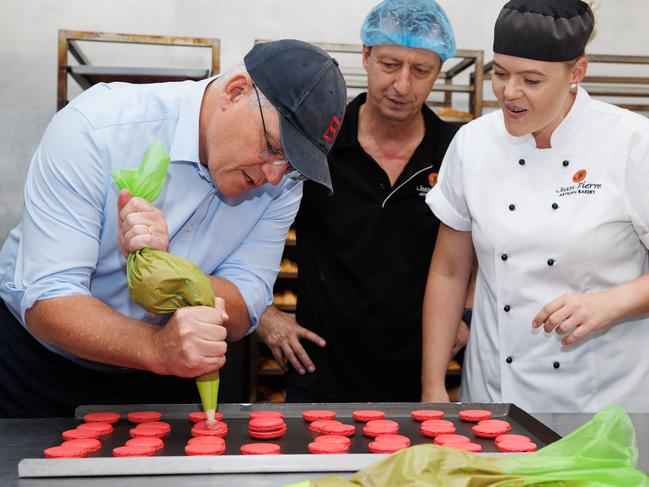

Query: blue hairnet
360,0,456,61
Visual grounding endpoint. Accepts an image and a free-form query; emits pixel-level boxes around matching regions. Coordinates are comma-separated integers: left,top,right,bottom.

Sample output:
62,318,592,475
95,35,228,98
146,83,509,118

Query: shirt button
553,361,560,369
501,253,508,261
547,258,555,266
552,203,559,210
379,182,386,189
504,305,511,312
562,160,570,167
506,356,513,364
508,204,516,211
518,158,526,166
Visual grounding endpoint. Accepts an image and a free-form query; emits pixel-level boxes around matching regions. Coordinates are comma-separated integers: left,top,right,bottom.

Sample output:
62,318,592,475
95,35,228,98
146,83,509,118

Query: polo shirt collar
332,93,366,150
334,92,446,165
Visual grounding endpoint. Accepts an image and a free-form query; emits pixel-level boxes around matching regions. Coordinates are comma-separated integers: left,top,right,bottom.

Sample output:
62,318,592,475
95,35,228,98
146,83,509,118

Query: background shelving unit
57,30,220,111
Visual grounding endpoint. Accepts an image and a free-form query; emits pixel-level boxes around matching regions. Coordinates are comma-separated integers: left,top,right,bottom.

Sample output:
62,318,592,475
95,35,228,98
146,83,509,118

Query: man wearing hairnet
257,0,471,401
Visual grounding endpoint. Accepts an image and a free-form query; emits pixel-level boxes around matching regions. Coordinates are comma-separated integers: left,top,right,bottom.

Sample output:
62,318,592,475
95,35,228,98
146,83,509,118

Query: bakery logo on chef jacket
555,169,603,197
416,172,438,198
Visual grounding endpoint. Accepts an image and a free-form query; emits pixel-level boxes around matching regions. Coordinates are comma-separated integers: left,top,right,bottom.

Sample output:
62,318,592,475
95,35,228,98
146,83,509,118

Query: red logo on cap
323,115,341,143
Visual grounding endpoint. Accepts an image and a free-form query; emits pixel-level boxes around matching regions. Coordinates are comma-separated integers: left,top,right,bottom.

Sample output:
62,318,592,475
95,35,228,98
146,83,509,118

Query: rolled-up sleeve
425,128,472,232
214,180,302,332
16,108,108,322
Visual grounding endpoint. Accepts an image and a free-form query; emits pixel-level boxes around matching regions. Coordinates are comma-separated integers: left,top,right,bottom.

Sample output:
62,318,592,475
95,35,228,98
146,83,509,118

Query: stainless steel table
1,408,647,487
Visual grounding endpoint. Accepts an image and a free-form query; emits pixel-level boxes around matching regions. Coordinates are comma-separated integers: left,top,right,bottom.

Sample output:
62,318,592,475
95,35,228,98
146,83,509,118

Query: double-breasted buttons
518,158,526,166
504,305,511,312
506,356,513,364
553,362,561,369
562,160,570,167
552,203,559,210
508,204,516,211
547,258,555,266
501,254,508,261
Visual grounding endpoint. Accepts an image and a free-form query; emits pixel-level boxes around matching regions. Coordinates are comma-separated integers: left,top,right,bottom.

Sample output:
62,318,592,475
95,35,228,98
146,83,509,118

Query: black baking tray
18,402,561,478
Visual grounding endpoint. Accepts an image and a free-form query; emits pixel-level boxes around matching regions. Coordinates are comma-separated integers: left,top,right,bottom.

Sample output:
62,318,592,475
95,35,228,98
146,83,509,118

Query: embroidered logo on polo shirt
415,172,438,198
555,168,602,197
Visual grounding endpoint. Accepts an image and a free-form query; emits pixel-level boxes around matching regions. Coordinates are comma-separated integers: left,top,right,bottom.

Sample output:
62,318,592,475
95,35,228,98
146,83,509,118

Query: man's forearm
25,295,161,372
209,276,251,341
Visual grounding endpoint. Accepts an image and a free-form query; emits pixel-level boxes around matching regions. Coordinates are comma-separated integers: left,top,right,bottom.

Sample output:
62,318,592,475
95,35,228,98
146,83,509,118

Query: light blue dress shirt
0,78,302,371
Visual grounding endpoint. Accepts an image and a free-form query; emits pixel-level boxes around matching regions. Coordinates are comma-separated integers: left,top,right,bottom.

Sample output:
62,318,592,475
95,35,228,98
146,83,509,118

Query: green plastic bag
111,140,170,203
126,247,215,312
111,140,215,313
294,405,648,487
111,140,220,420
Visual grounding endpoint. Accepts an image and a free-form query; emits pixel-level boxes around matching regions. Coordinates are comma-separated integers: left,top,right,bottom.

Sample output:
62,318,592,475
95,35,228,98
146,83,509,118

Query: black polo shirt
287,93,458,402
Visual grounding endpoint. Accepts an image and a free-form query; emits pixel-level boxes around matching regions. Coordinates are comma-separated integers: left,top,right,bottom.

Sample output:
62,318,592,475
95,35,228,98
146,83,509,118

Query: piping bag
111,140,220,428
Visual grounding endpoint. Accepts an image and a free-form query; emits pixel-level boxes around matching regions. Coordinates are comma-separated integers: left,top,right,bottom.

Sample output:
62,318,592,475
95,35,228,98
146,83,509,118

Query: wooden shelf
273,303,296,312
256,369,285,376
57,30,220,111
277,271,298,279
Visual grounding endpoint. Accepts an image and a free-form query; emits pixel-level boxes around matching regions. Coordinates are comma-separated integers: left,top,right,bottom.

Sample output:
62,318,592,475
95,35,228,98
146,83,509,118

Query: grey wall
1,0,648,243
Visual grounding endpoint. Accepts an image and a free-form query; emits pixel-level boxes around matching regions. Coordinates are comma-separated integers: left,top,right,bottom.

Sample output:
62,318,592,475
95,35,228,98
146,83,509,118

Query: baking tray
18,402,561,478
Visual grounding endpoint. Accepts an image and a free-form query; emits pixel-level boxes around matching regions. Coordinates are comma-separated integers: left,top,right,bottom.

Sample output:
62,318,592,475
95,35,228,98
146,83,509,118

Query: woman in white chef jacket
422,0,649,413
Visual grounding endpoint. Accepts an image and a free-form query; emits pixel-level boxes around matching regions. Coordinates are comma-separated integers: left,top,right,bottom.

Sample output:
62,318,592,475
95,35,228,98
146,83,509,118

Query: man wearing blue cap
257,0,470,402
0,40,346,417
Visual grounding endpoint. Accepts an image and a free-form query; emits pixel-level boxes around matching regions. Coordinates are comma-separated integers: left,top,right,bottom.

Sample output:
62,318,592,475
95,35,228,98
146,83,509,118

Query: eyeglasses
252,84,307,182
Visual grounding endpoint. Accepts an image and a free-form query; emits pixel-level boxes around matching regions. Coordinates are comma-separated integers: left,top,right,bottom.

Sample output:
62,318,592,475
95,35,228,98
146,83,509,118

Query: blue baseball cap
245,40,347,192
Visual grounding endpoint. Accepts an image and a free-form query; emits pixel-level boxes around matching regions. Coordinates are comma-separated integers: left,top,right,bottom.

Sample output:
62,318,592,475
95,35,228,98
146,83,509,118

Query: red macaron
459,409,493,422
352,410,386,422
191,420,229,437
433,434,471,446
44,445,87,458
112,445,156,457
125,437,165,452
61,438,102,453
83,411,120,424
411,410,445,421
313,434,351,448
320,422,356,437
240,443,281,455
420,419,456,437
77,421,113,436
308,441,349,454
127,411,162,423
188,411,224,423
184,442,226,456
363,419,399,437
302,409,337,422
472,419,512,438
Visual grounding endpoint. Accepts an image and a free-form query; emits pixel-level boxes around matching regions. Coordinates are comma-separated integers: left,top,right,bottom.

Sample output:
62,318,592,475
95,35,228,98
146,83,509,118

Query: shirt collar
502,85,589,148
333,92,448,160
549,85,589,147
169,75,218,166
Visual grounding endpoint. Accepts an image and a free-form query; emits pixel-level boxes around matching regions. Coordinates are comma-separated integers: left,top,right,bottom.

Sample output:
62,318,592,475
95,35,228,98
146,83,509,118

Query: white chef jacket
427,87,649,412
